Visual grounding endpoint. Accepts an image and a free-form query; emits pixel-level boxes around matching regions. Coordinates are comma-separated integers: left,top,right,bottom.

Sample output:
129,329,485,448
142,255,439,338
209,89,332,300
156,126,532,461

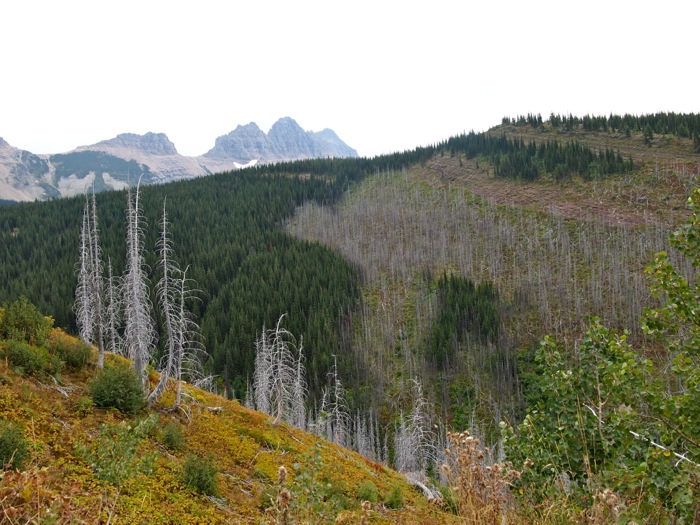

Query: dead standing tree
148,200,208,407
74,191,106,367
252,314,307,428
122,183,156,392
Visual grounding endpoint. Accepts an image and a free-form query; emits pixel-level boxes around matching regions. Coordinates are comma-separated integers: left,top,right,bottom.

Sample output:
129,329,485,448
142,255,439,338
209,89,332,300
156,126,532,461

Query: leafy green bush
160,421,185,452
75,414,158,487
47,330,92,370
88,364,144,414
0,421,29,470
357,481,378,503
0,297,53,347
384,484,404,509
0,339,62,377
291,443,342,522
503,322,651,507
182,454,218,496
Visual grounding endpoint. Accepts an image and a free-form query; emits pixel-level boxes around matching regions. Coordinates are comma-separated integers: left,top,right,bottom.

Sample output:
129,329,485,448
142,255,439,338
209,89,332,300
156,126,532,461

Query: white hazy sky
1,0,698,158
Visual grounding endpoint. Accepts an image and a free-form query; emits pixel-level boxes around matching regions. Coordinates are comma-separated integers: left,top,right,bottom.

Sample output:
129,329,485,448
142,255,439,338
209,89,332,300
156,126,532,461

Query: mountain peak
271,116,302,128
91,132,178,156
310,128,358,157
205,117,358,162
237,122,264,133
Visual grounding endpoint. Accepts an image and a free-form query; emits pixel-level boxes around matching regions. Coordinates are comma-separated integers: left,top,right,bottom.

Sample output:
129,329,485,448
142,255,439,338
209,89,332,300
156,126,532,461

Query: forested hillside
0,168,364,400
0,123,639,400
1,112,699,522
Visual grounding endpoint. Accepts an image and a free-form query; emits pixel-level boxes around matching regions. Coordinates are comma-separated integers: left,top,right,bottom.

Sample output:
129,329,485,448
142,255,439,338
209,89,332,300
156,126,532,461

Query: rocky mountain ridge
0,117,358,202
205,117,358,162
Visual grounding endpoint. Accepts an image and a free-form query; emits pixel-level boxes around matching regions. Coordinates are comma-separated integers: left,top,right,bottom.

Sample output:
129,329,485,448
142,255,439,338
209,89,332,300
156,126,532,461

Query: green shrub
326,478,350,511
0,297,53,347
88,364,144,414
0,421,29,470
160,421,185,452
290,443,342,522
384,484,404,509
0,339,62,377
74,396,95,417
75,414,158,487
182,454,218,496
357,481,378,503
48,331,92,370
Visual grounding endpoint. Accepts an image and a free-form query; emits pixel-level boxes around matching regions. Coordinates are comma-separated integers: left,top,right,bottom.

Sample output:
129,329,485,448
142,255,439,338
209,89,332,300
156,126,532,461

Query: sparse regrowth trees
251,314,307,428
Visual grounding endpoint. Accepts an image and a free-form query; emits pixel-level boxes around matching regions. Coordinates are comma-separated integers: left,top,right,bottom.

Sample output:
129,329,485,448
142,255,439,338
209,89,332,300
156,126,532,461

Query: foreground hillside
0,321,454,524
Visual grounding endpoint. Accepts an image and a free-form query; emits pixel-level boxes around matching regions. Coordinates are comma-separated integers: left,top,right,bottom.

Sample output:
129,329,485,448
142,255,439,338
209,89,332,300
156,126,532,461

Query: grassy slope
0,329,455,524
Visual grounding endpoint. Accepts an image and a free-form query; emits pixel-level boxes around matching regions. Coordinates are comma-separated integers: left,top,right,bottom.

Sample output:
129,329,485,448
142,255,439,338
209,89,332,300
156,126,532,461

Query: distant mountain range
0,117,358,202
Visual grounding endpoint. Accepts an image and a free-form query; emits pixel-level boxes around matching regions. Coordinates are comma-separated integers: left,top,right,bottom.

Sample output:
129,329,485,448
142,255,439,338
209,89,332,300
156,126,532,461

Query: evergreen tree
644,124,654,145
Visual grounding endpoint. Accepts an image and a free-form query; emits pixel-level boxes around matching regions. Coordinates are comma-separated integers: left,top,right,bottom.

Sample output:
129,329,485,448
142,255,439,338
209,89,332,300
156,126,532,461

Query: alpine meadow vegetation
0,307,454,523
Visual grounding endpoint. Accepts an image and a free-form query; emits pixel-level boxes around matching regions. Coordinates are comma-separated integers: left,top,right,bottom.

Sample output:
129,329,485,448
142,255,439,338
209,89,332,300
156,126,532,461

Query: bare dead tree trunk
123,182,155,393
90,192,106,368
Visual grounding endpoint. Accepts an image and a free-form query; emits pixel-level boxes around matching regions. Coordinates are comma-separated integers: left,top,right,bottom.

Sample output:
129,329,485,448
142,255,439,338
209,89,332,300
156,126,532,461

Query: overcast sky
2,0,697,158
